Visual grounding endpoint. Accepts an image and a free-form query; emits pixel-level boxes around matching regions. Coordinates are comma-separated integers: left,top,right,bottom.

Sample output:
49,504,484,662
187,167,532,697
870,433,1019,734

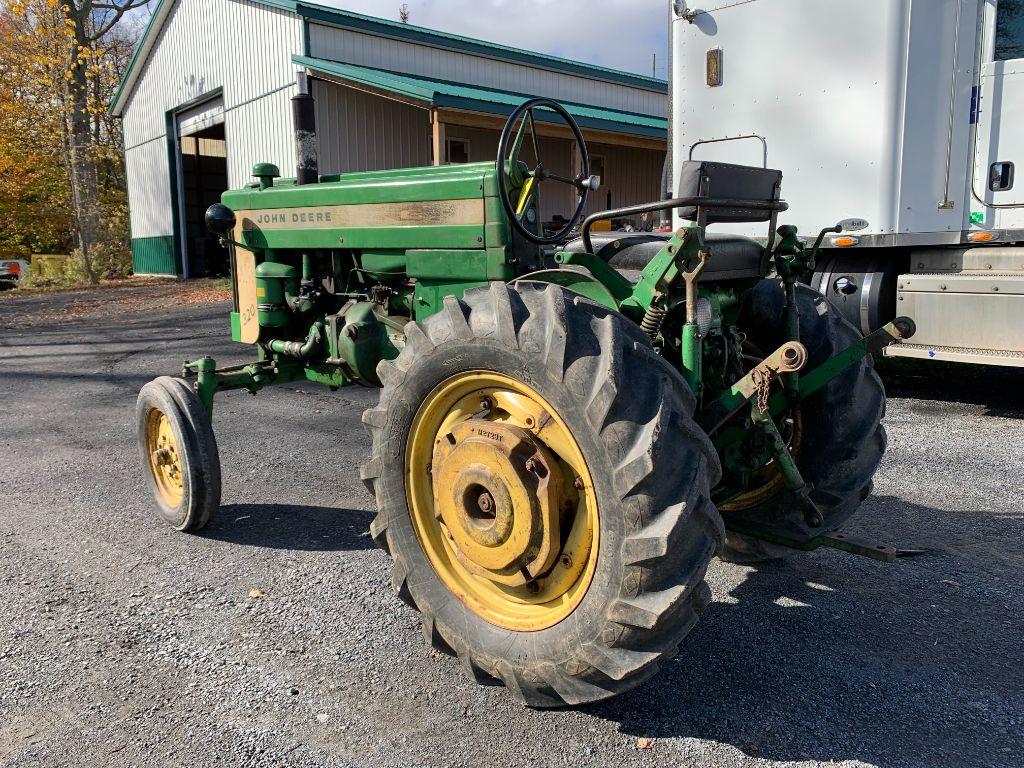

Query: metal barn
111,0,668,278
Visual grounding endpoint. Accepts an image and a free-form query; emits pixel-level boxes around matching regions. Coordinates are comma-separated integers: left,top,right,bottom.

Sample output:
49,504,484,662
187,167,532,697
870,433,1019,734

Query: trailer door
972,1,1024,227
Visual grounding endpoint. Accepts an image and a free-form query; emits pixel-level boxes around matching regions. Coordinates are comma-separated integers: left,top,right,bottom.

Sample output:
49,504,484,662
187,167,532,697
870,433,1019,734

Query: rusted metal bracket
698,340,808,432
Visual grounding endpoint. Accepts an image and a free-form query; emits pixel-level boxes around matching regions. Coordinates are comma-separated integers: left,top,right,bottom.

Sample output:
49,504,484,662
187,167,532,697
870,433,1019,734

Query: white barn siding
122,0,302,243
307,23,665,117
313,82,432,174
125,138,172,239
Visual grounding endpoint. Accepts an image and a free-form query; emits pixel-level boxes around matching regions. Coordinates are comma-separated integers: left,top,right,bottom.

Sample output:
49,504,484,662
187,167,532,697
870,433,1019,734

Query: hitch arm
713,317,916,451
698,341,808,432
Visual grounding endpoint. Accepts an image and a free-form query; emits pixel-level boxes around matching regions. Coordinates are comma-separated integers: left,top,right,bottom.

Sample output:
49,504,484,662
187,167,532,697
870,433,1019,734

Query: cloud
316,0,670,78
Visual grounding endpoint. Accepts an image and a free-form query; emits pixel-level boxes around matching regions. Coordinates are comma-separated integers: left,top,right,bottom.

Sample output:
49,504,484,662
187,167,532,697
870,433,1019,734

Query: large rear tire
361,282,724,706
719,281,886,562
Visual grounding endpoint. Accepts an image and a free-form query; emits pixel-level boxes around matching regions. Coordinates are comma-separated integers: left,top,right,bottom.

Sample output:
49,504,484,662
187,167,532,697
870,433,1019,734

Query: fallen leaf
637,737,655,749
249,589,266,599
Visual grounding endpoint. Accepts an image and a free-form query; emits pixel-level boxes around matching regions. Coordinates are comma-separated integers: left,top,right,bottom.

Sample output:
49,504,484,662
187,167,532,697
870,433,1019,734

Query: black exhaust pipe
292,72,319,185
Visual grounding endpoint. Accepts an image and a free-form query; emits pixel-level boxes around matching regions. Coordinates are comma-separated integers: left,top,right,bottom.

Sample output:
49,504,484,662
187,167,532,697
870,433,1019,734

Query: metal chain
751,367,775,413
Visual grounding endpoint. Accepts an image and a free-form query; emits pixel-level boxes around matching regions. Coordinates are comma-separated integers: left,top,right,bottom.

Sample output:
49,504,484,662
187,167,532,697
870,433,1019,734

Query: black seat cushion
561,232,768,281
676,161,783,224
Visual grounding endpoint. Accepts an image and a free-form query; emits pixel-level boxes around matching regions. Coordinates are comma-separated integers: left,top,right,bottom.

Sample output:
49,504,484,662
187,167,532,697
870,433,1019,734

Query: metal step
884,342,1024,367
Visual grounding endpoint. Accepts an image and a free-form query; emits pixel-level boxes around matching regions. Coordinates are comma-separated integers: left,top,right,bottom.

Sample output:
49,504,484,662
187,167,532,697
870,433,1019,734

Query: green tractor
136,94,914,707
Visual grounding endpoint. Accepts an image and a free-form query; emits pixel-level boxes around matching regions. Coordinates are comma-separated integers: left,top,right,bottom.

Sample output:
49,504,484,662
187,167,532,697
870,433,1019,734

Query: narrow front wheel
136,376,221,532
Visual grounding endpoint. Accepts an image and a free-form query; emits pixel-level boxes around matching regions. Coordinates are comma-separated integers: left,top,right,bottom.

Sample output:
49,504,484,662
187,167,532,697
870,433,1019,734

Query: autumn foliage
0,0,141,281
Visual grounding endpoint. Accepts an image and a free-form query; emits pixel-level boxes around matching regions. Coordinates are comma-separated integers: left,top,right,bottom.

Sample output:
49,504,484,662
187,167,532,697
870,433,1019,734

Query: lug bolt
477,492,494,514
560,554,573,568
479,396,493,411
525,458,537,472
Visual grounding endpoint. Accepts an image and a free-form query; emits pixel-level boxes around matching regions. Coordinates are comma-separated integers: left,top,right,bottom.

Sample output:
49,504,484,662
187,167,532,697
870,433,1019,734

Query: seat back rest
676,160,782,224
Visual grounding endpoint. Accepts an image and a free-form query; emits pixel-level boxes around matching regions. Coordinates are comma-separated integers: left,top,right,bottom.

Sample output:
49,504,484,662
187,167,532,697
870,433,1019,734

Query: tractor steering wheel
496,98,599,246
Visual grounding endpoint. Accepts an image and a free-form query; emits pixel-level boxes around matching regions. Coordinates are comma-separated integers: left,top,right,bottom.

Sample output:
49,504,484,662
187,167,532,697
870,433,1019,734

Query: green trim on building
131,236,178,276
293,56,668,139
164,109,184,277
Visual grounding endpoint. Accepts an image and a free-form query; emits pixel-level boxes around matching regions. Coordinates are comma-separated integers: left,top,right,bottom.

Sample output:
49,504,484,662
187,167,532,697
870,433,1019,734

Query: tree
399,3,409,23
2,0,143,280
0,3,75,255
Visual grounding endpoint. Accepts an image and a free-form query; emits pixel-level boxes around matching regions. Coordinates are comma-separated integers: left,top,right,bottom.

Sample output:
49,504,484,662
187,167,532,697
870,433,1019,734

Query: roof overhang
294,55,667,142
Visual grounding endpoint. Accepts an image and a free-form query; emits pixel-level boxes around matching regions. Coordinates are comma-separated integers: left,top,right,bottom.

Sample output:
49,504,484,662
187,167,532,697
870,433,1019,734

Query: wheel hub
145,410,184,506
406,372,599,631
432,421,562,586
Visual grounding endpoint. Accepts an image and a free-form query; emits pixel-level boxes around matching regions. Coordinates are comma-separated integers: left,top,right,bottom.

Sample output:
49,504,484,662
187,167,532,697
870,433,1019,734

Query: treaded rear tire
361,282,725,707
720,281,886,562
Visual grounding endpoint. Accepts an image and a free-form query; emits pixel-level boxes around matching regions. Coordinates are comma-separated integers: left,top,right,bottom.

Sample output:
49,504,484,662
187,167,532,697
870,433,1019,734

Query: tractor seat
560,232,769,281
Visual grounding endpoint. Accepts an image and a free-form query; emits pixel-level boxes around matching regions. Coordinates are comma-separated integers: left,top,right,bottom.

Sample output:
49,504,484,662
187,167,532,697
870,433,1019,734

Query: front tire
361,282,724,707
136,376,221,532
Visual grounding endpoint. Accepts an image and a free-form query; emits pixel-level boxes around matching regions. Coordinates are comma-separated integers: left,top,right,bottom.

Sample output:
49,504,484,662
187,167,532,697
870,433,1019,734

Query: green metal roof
293,55,667,140
111,0,666,117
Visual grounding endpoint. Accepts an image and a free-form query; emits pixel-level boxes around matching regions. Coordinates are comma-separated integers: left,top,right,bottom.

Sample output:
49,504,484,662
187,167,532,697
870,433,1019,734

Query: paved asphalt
1,285,1022,768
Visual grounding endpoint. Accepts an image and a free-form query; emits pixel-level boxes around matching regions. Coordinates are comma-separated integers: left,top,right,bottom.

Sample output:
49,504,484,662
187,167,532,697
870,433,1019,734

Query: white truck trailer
670,0,1024,366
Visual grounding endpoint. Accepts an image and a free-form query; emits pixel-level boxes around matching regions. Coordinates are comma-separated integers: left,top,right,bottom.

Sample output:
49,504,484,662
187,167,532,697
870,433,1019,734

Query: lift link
712,317,917,453
750,405,824,528
698,340,808,433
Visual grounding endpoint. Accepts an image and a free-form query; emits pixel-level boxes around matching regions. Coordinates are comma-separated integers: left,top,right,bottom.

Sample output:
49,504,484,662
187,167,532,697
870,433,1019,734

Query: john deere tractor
137,93,914,707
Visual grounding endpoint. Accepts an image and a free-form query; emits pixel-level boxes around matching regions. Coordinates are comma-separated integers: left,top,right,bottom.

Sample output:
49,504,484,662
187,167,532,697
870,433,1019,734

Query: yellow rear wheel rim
406,372,599,632
145,409,184,507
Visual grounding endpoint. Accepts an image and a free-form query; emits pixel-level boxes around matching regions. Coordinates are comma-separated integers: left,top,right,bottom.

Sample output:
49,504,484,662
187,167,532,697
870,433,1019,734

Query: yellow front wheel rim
406,372,599,632
145,409,184,507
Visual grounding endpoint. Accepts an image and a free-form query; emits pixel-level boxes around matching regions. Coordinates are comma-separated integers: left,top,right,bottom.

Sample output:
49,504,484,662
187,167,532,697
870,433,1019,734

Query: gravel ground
1,288,1021,768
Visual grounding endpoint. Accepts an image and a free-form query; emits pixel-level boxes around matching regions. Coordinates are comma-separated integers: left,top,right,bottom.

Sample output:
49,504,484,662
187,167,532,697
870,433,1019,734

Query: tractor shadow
589,495,1023,768
200,503,376,552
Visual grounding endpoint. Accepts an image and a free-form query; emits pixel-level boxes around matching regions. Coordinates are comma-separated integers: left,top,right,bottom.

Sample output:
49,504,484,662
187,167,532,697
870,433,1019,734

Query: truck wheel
361,282,724,707
720,281,886,562
136,376,221,532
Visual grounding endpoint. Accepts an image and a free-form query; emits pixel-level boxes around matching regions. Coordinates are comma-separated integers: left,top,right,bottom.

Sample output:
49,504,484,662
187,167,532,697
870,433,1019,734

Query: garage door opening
176,97,229,277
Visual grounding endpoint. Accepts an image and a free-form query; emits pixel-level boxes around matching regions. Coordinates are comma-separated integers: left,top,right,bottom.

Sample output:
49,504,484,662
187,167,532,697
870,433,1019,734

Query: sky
317,0,671,79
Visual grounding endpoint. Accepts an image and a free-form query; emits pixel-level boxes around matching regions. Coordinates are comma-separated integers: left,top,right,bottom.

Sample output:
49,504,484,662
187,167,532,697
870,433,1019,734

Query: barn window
446,138,471,164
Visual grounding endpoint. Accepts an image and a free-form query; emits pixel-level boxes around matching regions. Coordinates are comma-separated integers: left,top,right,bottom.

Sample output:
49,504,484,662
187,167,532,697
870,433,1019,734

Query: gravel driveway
1,288,1021,768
